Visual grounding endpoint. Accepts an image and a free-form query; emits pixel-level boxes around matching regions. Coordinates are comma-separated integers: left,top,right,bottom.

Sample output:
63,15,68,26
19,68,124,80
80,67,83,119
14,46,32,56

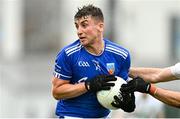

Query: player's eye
74,22,79,29
75,24,78,29
81,23,88,28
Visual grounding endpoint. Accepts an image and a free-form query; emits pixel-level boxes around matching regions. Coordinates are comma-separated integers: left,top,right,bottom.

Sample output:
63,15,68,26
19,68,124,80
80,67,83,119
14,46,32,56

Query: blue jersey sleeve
53,50,72,80
119,52,131,81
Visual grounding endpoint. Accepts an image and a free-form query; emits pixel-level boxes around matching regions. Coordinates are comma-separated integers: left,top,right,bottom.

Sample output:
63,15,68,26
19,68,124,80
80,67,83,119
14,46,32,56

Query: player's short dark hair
74,4,104,22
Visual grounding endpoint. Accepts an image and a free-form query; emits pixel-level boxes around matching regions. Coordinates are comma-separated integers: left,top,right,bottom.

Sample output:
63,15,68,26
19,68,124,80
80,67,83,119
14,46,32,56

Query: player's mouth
79,37,86,40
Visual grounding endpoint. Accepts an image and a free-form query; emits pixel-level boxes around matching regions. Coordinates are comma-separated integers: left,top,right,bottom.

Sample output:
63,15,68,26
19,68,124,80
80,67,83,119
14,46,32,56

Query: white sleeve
170,62,180,78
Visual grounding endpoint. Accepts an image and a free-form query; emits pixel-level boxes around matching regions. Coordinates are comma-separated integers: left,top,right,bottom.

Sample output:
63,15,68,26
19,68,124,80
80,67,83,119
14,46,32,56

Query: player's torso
55,39,129,117
70,48,122,84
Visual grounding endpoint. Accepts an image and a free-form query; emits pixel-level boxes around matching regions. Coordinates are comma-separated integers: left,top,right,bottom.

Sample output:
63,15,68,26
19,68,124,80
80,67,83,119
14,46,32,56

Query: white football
96,76,127,110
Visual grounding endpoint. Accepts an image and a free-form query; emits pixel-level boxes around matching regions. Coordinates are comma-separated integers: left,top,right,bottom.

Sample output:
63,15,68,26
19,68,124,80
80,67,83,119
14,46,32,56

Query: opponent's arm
120,77,180,108
129,67,177,83
151,86,180,108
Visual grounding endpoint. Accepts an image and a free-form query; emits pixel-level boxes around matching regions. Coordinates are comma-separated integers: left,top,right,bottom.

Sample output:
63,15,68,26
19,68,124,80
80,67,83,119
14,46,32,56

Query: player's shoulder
104,38,130,59
58,39,82,56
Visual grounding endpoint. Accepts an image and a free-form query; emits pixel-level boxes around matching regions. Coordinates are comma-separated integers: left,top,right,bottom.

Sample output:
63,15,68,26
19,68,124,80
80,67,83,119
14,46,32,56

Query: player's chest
72,54,120,76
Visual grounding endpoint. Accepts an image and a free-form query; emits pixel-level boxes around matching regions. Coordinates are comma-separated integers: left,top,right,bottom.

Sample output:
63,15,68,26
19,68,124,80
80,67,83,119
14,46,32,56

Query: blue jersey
53,38,131,118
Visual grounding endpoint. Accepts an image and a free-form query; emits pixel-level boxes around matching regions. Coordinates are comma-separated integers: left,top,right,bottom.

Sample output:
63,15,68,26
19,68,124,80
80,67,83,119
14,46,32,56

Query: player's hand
85,75,117,92
111,92,136,112
120,77,151,93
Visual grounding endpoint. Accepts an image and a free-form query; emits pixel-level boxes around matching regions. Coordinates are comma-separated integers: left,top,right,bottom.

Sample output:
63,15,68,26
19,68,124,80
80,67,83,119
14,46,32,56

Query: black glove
85,75,117,92
120,77,151,93
111,92,136,112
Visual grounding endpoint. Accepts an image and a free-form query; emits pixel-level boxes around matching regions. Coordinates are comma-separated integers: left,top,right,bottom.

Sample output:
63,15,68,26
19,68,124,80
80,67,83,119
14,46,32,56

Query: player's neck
85,38,104,56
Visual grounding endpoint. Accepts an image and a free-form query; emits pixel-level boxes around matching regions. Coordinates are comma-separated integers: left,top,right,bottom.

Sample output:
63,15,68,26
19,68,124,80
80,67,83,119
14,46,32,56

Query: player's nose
77,27,83,36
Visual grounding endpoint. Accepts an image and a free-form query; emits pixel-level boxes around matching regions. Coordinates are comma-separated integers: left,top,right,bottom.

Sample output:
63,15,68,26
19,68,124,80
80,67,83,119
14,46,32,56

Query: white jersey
170,62,180,78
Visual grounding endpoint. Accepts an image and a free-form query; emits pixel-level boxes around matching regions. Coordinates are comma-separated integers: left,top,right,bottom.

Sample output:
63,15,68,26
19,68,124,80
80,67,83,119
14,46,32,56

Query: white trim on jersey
66,44,82,54
105,45,128,59
106,45,128,58
67,47,82,56
105,49,126,59
106,44,128,55
55,64,61,69
53,71,72,79
65,43,80,52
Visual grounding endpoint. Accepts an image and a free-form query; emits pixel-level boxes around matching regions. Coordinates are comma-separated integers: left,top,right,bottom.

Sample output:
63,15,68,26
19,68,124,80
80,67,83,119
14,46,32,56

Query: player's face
74,16,103,46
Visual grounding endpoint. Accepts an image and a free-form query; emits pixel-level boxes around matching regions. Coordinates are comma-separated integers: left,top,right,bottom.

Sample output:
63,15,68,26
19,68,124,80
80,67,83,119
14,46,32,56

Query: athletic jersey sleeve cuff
170,63,180,78
53,71,72,80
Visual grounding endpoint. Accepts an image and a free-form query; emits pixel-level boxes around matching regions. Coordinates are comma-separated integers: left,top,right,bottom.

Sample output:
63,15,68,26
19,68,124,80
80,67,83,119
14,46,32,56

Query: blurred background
0,0,180,118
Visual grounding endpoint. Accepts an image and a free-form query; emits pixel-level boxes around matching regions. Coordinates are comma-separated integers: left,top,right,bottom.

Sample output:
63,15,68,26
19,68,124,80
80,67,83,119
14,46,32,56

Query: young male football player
51,5,135,118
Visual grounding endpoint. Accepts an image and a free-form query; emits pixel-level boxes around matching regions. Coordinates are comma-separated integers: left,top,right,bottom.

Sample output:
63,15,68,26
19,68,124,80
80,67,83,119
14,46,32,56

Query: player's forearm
150,87,180,108
129,67,162,83
53,83,87,100
130,65,179,83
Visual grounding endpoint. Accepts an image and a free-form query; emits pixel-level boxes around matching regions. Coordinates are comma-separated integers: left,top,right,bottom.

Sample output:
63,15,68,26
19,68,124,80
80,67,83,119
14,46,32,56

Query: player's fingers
127,79,136,84
121,83,129,88
110,77,117,81
111,100,121,108
130,92,135,101
111,101,117,107
120,87,131,93
120,85,134,93
121,83,134,89
121,84,132,90
103,82,115,87
113,95,121,102
101,86,111,90
104,75,117,82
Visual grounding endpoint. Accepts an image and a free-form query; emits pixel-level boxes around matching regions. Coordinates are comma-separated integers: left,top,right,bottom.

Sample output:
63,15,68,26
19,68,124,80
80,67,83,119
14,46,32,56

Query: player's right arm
52,49,87,100
52,75,117,100
52,77,87,100
52,48,117,100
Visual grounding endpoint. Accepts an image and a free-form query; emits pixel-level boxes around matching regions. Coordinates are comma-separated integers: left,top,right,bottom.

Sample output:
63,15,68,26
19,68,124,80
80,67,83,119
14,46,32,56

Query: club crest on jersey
106,63,115,74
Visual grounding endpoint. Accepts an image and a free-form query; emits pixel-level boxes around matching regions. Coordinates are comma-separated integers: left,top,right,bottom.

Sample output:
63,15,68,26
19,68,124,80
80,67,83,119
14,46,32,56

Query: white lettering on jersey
78,61,90,67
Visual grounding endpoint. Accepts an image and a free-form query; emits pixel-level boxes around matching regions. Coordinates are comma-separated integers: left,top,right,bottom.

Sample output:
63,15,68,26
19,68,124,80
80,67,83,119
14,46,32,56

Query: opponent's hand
111,92,136,112
85,75,117,92
120,77,151,93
